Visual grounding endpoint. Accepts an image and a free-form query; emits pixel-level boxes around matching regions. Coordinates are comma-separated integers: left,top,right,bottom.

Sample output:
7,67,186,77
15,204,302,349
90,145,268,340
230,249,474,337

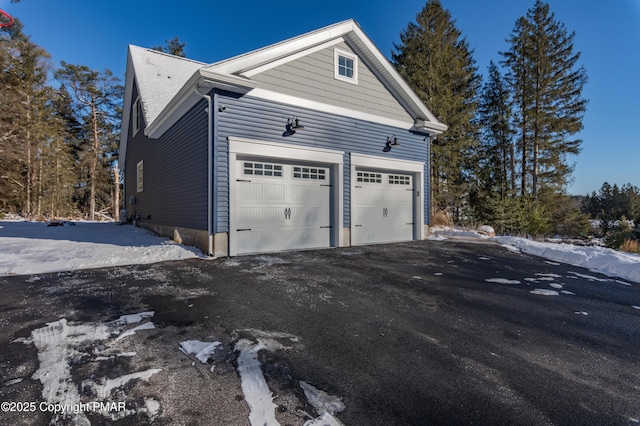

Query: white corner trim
246,88,414,130
351,153,424,173
228,137,344,164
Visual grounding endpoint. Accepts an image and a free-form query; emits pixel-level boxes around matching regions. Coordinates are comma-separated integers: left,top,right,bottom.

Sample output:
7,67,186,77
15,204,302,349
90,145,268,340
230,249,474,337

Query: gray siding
215,90,430,232
250,41,413,124
124,84,209,231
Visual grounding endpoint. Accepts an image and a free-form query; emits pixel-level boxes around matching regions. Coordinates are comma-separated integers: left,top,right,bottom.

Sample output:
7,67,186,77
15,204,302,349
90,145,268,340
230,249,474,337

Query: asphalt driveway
1,238,639,425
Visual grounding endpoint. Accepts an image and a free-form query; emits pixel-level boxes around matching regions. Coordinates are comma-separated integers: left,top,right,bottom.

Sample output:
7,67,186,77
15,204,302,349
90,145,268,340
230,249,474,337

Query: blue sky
3,0,639,195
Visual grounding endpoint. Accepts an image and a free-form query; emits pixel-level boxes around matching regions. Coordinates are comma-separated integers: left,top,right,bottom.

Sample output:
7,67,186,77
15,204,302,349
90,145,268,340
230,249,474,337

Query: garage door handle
406,223,414,225
320,184,332,187
319,226,332,229
236,228,252,231
355,225,362,227
236,179,251,183
355,185,362,188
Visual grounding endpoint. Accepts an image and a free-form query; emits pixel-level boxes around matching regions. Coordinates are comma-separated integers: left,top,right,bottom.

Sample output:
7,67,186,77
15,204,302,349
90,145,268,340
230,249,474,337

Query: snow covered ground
1,219,638,284
431,226,640,284
0,219,202,276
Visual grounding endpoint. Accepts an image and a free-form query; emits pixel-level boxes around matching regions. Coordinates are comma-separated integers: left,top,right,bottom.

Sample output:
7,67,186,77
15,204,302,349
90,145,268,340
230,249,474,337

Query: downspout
194,86,214,256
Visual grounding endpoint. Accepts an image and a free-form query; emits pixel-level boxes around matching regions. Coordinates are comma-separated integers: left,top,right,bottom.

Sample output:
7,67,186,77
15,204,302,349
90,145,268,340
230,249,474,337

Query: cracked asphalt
1,237,639,425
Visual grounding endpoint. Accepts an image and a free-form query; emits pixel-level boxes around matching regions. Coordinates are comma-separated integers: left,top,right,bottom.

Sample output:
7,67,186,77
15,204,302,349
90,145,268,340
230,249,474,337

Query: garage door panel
352,171,414,245
236,181,286,204
234,161,332,254
236,206,284,229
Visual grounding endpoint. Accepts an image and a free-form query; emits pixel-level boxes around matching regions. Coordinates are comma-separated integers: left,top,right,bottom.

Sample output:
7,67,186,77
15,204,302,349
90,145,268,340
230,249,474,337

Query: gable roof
204,20,447,133
120,19,447,166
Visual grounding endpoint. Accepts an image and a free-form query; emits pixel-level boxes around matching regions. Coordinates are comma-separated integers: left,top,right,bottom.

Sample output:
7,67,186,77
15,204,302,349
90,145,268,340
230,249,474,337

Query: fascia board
412,119,448,134
206,20,356,75
119,47,135,168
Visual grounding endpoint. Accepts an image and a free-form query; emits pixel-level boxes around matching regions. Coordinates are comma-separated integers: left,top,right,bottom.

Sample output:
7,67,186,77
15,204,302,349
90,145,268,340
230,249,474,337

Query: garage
350,154,425,246
233,160,331,254
352,171,414,245
228,138,344,256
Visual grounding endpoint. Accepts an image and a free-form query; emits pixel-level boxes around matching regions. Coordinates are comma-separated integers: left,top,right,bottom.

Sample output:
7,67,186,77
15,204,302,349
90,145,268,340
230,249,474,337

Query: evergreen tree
474,61,514,212
392,0,481,221
501,0,587,199
54,62,123,221
0,18,54,217
152,36,186,57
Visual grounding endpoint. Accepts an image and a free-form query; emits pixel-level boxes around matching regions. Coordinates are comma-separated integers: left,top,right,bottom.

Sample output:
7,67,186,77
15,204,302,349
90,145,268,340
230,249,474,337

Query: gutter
194,86,214,256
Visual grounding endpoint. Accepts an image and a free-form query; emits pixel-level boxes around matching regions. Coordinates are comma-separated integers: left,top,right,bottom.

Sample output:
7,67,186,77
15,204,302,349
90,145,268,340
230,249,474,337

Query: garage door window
389,175,411,185
293,166,326,180
243,162,283,177
356,171,382,184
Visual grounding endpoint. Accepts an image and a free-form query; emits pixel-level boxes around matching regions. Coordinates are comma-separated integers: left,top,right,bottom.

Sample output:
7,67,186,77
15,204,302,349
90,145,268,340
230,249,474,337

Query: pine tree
0,18,53,217
54,62,123,221
392,0,480,221
476,61,514,201
152,37,186,57
501,1,587,199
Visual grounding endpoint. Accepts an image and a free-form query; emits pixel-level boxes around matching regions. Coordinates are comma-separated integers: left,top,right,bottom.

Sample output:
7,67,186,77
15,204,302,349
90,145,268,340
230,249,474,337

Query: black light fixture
291,118,304,130
282,117,304,137
383,136,400,152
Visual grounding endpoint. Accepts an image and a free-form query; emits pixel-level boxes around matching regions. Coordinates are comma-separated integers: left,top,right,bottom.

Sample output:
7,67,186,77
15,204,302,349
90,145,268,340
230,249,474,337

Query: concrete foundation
137,223,227,257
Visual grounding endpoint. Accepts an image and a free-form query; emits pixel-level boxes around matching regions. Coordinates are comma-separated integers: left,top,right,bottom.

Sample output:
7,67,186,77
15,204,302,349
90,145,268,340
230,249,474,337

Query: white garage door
352,170,414,245
234,160,331,255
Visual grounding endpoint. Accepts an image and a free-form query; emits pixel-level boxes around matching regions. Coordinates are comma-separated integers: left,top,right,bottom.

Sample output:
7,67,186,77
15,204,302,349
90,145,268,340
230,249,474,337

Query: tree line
393,0,596,238
1,18,122,220
0,1,183,221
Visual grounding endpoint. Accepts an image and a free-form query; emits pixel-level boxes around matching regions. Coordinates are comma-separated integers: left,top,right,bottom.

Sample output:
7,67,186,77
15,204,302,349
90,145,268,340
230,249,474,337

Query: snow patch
0,220,203,276
88,369,162,399
299,381,345,415
115,321,155,341
179,340,222,363
530,289,560,296
21,312,160,424
496,236,640,284
235,338,281,426
567,271,609,282
304,412,345,426
485,278,521,285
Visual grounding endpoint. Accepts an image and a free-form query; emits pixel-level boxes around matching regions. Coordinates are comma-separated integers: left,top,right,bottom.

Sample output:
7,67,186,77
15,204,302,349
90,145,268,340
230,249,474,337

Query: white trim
229,137,345,164
247,88,414,129
136,160,144,193
351,153,424,173
228,137,344,256
350,153,424,242
243,38,345,77
206,21,357,75
133,97,141,136
334,47,358,85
